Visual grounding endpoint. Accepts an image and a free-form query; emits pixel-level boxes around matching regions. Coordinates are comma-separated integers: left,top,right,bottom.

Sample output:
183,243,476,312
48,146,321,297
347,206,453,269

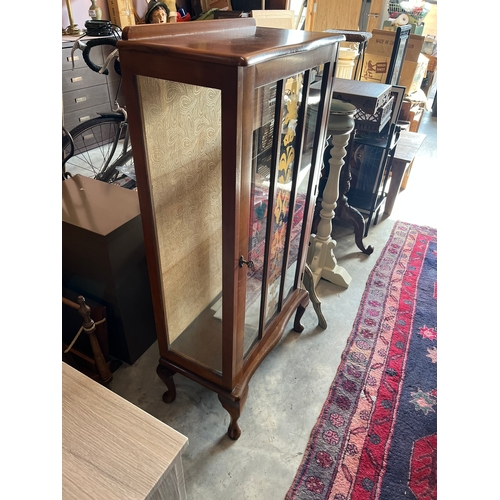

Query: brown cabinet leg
303,264,327,329
293,291,310,333
157,364,177,403
218,385,249,440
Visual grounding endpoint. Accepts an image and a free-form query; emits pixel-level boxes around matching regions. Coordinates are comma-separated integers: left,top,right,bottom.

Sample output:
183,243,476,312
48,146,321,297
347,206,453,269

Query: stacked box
382,20,424,35
360,30,428,96
107,0,136,28
332,78,393,115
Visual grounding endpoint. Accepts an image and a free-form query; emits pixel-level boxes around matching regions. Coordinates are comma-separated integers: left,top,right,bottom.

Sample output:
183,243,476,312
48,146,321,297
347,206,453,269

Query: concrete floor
108,107,437,500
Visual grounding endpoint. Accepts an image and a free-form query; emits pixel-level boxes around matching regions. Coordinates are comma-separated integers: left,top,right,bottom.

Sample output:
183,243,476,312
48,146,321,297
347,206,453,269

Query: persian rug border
286,221,437,500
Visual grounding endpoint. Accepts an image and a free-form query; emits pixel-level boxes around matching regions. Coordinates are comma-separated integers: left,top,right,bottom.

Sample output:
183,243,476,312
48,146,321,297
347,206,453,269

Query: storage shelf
346,188,387,214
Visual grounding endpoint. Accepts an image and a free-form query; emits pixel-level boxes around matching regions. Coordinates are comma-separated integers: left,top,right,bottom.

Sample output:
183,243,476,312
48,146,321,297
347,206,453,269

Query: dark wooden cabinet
62,38,125,132
118,19,343,439
62,175,157,365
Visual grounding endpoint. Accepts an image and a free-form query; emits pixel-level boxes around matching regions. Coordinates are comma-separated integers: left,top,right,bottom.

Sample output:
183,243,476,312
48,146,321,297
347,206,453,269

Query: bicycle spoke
63,118,131,180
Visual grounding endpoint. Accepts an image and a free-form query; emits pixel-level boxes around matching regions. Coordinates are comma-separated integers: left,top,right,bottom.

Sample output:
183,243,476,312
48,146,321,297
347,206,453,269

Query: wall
62,0,148,30
63,0,290,29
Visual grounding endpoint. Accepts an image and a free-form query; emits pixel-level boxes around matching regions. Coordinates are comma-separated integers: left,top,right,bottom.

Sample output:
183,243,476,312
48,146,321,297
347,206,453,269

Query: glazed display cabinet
118,19,343,439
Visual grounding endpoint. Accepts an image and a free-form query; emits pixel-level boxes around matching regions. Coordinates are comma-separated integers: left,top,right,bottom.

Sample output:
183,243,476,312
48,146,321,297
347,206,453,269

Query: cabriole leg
156,364,177,403
218,386,249,440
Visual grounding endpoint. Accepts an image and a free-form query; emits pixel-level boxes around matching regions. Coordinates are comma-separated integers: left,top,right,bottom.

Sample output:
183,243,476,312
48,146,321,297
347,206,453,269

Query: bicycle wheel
62,115,132,181
101,148,134,184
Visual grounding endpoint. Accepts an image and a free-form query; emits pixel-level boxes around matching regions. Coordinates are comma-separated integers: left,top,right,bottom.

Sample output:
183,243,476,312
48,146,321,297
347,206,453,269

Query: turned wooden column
308,99,356,288
77,296,113,384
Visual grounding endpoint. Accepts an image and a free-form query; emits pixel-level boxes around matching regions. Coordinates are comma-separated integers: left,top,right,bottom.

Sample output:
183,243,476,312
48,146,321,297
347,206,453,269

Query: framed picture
386,24,411,86
390,84,406,125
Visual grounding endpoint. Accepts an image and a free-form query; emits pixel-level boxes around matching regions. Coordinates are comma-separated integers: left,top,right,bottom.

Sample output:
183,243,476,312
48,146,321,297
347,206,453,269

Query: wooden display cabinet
118,19,343,439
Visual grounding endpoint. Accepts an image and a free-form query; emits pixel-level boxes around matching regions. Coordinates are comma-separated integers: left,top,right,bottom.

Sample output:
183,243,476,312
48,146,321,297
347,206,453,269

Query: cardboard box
202,0,231,11
400,53,428,95
424,54,437,73
422,35,437,55
251,10,295,29
360,30,426,95
382,20,424,35
107,0,136,28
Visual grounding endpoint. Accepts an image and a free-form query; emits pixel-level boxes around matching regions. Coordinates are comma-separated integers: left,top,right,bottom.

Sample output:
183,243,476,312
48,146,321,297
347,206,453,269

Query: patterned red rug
286,221,437,500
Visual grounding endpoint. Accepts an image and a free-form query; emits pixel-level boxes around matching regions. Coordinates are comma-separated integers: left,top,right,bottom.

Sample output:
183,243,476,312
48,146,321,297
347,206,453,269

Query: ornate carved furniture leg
157,364,177,403
218,385,249,440
293,289,311,333
336,149,374,255
308,99,356,288
302,263,327,329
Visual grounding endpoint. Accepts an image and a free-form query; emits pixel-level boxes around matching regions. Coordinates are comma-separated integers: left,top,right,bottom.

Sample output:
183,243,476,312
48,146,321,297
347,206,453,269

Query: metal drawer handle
239,256,255,270
71,76,83,83
67,56,79,61
75,97,87,103
79,116,90,123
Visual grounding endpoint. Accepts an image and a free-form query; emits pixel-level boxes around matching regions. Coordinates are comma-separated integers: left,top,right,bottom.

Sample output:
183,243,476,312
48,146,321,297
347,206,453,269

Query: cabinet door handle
239,256,255,270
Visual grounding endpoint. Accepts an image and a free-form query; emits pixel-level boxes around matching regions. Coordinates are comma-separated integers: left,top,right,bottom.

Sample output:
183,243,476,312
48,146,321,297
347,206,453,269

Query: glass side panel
265,73,305,325
137,76,223,374
243,83,277,358
282,80,321,301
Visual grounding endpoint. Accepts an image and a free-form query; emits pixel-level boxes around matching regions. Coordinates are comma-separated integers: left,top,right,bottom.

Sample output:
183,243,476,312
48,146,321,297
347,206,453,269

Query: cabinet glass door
264,73,305,325
243,72,311,356
136,76,223,375
282,81,321,302
243,81,276,356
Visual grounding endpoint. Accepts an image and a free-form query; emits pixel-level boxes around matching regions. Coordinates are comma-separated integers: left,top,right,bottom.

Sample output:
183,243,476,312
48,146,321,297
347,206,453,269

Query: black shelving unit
346,122,401,235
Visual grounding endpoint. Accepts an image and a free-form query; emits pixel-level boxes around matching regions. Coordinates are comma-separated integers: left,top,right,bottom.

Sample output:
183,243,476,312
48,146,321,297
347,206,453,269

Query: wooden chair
62,295,113,385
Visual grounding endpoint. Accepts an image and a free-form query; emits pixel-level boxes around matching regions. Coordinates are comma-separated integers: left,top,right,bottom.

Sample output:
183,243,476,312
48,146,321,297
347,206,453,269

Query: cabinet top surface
62,175,141,236
119,19,344,66
62,362,188,499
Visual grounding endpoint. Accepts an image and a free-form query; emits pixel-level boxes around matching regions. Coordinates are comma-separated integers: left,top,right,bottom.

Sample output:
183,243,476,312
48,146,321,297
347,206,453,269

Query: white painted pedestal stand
308,99,357,288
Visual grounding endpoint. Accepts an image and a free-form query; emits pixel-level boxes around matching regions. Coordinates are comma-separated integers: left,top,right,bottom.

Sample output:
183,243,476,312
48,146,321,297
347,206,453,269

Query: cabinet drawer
62,45,103,72
62,66,107,93
63,84,110,114
63,102,115,132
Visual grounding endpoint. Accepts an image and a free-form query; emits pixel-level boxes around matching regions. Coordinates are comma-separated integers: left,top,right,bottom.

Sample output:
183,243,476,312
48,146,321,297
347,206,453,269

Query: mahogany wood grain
118,19,343,439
